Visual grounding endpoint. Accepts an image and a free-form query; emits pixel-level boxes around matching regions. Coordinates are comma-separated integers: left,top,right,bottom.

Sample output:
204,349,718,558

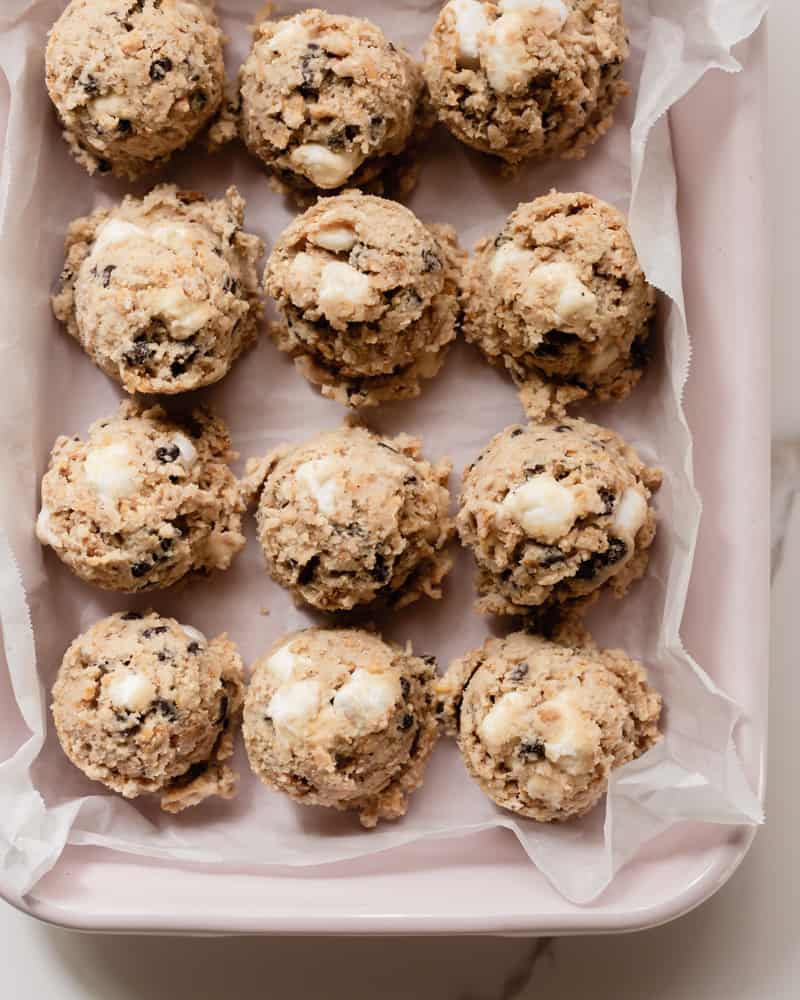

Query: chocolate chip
297,555,320,585
519,739,545,760
83,75,98,95
299,50,322,97
123,341,154,367
334,753,353,770
142,625,168,638
554,424,572,433
159,537,173,552
403,475,417,486
149,57,173,81
126,0,144,15
539,548,564,568
400,713,414,731
117,118,132,134
400,678,411,699
421,249,441,273
534,330,578,358
101,264,115,287
156,699,177,721
510,428,523,438
187,641,201,654
598,488,616,515
510,662,529,682
97,159,111,173
156,444,180,463
169,475,180,485
422,654,437,666
121,611,143,620
494,232,512,248
371,553,390,584
190,89,207,111
170,350,197,377
369,115,384,141
575,537,628,580
131,561,151,578
344,124,359,141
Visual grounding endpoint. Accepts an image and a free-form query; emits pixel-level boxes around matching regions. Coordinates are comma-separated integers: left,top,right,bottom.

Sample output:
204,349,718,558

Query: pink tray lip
0,26,769,936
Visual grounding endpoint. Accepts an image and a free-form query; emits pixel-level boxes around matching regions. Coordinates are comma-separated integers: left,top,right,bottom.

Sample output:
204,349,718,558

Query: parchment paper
0,0,767,905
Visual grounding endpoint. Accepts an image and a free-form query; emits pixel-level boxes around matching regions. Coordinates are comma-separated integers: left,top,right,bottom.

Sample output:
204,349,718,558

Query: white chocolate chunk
333,668,401,731
148,222,202,251
498,0,568,32
295,457,343,516
478,690,531,753
266,643,301,684
149,286,216,338
540,690,600,773
613,487,648,538
181,625,206,647
490,241,536,279
289,144,365,189
480,12,534,93
172,433,197,468
266,18,310,53
448,0,490,67
107,672,156,714
36,506,57,547
309,224,358,253
287,252,321,309
318,261,372,318
502,474,577,544
527,260,597,325
268,679,321,737
84,442,140,505
92,219,148,254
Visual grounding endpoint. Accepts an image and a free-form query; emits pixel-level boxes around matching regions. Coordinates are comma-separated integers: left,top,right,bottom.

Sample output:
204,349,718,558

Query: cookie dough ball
37,402,245,592
52,611,245,812
244,628,439,827
463,192,656,414
237,10,429,202
242,426,453,612
52,185,264,395
458,418,661,616
45,0,225,179
423,0,628,165
437,631,661,821
265,191,463,406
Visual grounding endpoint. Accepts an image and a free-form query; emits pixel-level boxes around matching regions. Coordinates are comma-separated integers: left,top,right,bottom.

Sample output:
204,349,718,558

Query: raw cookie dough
437,630,661,821
463,191,656,415
233,9,431,203
265,191,463,407
52,184,264,395
242,425,454,612
423,0,629,165
244,627,439,827
37,402,245,592
52,610,245,812
457,418,661,616
45,0,225,179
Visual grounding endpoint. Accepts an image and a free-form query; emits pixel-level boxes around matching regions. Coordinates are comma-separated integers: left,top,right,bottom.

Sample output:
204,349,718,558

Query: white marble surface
1,8,796,999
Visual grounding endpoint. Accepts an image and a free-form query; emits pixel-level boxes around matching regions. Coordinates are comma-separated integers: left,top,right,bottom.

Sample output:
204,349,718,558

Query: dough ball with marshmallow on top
463,191,656,417
51,611,245,813
457,418,661,616
243,627,440,827
236,9,430,203
423,0,629,165
264,190,464,407
437,630,662,821
36,402,245,593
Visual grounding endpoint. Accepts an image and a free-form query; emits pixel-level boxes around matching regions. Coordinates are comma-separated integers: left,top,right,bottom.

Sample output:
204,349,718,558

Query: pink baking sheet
0,7,768,933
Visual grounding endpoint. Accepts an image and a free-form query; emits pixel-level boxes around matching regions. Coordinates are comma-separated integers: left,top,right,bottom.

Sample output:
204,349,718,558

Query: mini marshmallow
502,474,578,544
333,668,401,730
107,672,156,714
289,144,365,189
268,679,322,737
318,261,372,318
295,457,343,516
613,487,648,538
83,441,140,505
448,0,489,67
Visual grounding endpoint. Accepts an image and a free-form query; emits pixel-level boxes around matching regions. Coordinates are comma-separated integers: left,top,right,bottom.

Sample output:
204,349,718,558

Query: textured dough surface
45,0,225,179
423,0,629,165
37,402,245,592
437,630,661,821
265,190,464,407
52,611,245,812
242,425,454,612
457,418,661,616
244,627,440,827
463,191,656,414
235,9,430,202
52,184,264,395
